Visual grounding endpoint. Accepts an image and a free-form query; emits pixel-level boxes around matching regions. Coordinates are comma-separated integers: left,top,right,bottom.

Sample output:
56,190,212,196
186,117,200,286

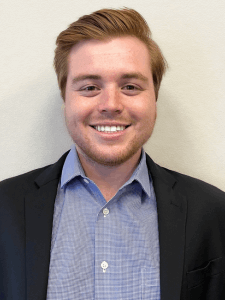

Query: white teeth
94,125,126,132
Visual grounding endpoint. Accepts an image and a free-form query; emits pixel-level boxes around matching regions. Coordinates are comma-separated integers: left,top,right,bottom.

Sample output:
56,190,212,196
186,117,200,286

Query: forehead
67,36,151,76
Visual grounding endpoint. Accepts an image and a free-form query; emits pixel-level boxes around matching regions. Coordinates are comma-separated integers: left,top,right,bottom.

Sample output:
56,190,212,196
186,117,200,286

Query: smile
92,125,129,132
90,125,131,140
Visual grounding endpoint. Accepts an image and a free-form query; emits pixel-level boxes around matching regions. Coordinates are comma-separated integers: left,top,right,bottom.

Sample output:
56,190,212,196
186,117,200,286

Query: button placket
100,208,109,275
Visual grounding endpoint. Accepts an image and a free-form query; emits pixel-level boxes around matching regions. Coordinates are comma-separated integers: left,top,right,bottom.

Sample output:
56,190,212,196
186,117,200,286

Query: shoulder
0,165,51,198
0,149,69,198
162,166,225,211
146,153,225,201
166,166,224,195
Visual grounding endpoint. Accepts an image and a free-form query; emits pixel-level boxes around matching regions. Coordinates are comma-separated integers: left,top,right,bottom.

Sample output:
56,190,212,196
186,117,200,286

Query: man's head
54,7,167,101
54,8,167,168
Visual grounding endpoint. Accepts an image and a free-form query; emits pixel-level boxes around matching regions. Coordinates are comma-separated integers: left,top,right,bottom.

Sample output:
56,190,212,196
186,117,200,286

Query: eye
122,85,139,90
78,85,101,97
80,85,100,91
121,84,143,95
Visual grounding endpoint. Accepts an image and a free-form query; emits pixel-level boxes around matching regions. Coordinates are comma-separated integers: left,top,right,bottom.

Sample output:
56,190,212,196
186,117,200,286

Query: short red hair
54,7,168,100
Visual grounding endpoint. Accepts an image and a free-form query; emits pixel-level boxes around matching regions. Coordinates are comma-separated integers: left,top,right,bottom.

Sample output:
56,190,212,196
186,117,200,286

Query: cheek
128,100,155,122
65,101,93,125
64,103,78,126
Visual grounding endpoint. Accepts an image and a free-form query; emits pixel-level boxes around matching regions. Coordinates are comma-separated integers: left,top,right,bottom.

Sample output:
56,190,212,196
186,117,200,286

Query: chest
47,180,160,299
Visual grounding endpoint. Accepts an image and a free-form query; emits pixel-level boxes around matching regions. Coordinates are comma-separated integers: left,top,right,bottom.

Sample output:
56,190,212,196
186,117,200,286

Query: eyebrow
71,72,149,84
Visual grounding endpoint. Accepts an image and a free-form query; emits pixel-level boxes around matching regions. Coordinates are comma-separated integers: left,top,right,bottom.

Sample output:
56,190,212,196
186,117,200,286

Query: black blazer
0,151,225,300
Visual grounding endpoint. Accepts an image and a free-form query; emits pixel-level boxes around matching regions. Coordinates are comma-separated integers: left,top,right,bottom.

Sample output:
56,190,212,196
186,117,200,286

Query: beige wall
1,0,225,191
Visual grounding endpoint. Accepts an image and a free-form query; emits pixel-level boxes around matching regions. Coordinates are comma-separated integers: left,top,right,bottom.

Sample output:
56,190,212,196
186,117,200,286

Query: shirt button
103,208,109,217
101,261,108,272
83,178,89,184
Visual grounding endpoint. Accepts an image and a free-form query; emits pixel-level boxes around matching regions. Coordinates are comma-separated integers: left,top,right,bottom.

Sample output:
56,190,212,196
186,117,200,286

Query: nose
98,86,123,114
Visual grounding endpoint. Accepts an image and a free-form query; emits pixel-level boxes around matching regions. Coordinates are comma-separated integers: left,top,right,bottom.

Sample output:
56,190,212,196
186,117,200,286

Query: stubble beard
71,127,154,167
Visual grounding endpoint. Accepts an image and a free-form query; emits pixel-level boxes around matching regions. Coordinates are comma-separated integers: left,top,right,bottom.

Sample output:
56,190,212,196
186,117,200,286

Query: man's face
64,36,157,166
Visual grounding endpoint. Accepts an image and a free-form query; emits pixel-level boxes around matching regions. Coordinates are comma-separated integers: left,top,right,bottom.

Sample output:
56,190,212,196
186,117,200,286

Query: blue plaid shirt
46,144,160,299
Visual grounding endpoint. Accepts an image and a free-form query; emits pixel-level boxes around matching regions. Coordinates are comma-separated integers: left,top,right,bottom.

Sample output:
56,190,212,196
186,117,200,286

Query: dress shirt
46,144,160,300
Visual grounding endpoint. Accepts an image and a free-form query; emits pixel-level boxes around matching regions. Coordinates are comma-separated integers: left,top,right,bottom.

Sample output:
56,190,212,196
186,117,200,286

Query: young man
0,7,225,300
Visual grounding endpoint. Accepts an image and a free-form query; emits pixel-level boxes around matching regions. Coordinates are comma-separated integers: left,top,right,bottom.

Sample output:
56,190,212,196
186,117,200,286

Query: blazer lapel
25,151,69,300
146,154,187,300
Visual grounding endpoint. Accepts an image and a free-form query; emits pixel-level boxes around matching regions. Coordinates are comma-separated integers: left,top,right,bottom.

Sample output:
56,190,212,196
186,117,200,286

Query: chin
77,144,142,167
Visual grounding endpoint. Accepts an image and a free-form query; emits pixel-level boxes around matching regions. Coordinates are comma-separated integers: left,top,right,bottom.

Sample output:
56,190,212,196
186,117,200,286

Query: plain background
0,0,225,192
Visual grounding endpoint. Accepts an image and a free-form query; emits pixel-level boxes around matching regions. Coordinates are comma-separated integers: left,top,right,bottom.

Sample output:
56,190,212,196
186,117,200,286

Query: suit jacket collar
25,150,187,300
34,150,70,187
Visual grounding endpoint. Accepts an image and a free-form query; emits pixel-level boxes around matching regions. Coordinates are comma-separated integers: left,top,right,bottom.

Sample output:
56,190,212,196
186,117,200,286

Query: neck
76,148,142,201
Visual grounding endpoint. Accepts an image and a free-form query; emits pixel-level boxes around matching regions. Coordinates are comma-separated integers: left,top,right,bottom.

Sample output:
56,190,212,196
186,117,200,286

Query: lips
90,124,130,128
90,124,130,133
90,124,130,140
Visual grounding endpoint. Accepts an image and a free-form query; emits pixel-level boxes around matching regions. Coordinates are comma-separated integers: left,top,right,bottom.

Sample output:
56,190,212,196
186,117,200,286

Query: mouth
90,124,131,133
89,124,131,140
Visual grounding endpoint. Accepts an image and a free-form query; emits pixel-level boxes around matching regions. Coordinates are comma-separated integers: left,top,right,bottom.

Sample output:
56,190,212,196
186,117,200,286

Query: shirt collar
60,144,85,188
60,144,152,199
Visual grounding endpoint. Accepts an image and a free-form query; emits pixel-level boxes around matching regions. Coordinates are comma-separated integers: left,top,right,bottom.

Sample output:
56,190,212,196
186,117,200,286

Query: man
0,7,225,300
